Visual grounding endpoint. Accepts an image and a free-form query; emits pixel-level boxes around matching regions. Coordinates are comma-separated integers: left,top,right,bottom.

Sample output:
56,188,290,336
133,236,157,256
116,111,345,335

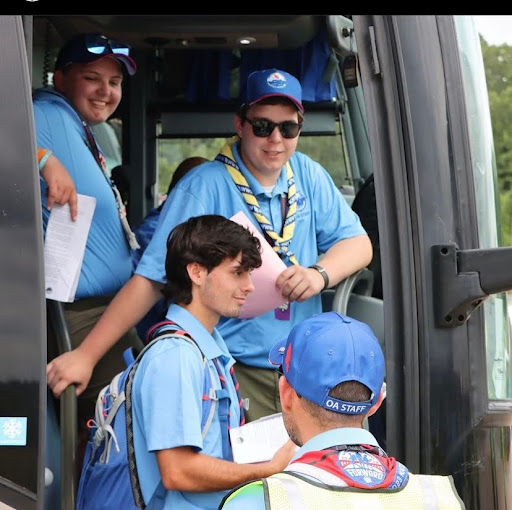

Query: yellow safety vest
261,470,466,510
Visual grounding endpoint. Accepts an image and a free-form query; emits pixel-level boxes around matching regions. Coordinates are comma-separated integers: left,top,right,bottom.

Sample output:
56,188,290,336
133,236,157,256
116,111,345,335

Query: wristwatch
309,264,329,290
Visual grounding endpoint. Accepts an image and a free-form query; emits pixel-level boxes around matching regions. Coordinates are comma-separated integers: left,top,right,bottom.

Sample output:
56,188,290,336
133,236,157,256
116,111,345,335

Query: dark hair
157,157,208,212
301,381,372,427
167,156,208,195
162,215,262,304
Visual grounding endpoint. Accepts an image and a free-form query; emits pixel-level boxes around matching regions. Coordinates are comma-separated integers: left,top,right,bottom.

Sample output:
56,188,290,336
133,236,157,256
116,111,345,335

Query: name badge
275,302,290,321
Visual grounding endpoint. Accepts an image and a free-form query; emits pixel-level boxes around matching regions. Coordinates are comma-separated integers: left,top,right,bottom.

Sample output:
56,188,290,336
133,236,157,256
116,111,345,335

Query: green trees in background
158,138,225,197
481,37,512,245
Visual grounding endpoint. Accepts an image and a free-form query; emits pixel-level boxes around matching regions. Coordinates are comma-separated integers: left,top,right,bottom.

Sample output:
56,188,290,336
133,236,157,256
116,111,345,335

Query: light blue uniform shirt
131,206,161,270
132,304,241,510
221,428,381,510
33,88,133,299
136,141,366,367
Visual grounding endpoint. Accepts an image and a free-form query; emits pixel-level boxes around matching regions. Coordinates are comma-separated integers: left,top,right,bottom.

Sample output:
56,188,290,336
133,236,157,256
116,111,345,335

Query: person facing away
131,156,209,270
38,33,144,464
130,214,297,509
219,311,466,510
131,156,209,339
46,67,373,424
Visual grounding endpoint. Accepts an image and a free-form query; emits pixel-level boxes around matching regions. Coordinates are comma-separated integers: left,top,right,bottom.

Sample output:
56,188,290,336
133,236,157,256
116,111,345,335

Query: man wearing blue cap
219,312,465,509
47,68,373,425
40,33,143,471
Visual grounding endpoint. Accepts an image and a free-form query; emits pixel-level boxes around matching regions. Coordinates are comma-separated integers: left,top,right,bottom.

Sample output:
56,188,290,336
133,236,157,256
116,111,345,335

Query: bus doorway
1,14,511,510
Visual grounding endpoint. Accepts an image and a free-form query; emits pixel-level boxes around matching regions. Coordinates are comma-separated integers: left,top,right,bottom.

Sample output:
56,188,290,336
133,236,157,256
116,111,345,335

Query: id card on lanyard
275,302,291,320
273,194,291,321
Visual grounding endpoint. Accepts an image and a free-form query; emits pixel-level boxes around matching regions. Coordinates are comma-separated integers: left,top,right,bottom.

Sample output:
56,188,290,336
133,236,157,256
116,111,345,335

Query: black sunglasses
85,34,131,57
245,117,303,139
277,365,284,378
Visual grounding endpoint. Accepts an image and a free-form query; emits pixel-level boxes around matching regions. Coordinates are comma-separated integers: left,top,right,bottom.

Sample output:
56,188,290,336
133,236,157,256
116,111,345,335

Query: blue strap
145,481,166,510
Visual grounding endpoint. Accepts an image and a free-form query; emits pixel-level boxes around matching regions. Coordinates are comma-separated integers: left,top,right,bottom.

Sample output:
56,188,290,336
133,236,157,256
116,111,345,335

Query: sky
474,15,512,46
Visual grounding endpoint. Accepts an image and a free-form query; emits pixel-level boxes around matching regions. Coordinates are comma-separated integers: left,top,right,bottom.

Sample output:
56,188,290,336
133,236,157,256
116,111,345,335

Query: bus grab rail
47,300,77,510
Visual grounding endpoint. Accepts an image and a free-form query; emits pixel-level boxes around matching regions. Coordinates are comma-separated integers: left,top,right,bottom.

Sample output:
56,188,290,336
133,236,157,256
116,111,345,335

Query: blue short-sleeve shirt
132,304,241,509
136,141,366,367
33,88,133,299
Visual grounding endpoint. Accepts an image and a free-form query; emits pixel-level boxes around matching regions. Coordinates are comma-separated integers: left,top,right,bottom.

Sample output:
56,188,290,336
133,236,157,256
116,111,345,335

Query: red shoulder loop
144,319,179,344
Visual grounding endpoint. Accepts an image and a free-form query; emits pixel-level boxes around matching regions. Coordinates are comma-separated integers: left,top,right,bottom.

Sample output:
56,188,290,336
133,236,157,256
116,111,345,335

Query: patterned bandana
215,136,298,265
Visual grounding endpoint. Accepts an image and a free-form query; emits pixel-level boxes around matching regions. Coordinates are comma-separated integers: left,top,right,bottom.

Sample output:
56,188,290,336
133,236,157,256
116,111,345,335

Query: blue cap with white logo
243,68,304,113
268,312,385,415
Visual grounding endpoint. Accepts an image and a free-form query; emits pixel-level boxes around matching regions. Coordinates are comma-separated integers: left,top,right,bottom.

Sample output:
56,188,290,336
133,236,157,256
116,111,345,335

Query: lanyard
215,136,298,266
82,120,140,250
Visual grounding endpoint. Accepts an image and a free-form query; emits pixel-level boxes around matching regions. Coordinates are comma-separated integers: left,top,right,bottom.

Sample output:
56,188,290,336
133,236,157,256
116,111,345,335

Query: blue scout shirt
132,304,241,510
221,428,383,510
33,88,133,299
131,206,161,270
136,140,366,367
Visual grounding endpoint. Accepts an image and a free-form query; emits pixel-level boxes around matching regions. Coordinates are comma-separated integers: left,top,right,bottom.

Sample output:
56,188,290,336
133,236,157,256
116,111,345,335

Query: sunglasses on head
245,117,303,139
85,34,131,57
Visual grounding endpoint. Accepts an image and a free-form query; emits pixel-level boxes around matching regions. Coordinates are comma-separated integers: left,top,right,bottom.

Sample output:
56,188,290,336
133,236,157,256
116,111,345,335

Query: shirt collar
165,303,228,360
292,427,381,462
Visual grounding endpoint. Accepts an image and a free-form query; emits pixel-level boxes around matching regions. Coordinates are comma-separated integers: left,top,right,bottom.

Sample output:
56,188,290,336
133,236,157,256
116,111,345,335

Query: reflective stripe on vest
262,472,465,510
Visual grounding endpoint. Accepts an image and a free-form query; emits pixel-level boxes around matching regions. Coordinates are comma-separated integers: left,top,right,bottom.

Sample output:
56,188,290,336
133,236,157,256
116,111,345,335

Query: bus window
455,16,512,400
157,138,225,200
157,133,350,204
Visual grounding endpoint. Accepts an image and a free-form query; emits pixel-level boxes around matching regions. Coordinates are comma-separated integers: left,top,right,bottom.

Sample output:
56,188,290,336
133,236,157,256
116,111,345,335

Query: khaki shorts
233,361,282,422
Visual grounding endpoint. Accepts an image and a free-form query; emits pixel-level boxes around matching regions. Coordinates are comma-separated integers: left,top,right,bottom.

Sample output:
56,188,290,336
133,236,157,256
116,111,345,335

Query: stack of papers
229,412,290,464
44,194,96,302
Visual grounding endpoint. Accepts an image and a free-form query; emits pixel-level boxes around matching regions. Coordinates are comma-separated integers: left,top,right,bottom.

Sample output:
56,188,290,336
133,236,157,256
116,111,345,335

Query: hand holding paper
44,194,96,302
230,211,288,319
229,413,293,464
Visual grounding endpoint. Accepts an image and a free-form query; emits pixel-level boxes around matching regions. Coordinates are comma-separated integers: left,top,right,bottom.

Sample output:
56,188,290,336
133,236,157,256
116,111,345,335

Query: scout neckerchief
215,136,298,266
82,120,140,250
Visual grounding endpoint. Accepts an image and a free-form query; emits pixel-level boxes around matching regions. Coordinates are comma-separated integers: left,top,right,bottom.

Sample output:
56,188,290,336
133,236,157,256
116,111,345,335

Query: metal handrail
47,300,76,510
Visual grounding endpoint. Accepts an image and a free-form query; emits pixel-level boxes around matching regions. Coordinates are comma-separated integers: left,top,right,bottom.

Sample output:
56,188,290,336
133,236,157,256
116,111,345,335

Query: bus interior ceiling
32,15,332,94
31,15,368,221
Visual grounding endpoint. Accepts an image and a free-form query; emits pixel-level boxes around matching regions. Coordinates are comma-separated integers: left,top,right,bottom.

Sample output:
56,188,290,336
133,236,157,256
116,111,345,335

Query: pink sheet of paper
230,211,288,319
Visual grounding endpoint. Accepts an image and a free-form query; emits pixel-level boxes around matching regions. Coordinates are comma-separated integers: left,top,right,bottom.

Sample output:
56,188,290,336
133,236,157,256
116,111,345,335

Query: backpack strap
125,319,229,509
144,319,183,345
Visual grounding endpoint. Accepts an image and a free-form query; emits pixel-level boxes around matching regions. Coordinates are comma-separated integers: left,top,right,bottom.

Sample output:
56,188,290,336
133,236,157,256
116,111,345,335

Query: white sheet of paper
44,194,96,302
229,412,291,464
230,211,288,319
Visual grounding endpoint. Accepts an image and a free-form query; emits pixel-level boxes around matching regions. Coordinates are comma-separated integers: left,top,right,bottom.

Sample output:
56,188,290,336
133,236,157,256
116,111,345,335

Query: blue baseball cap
269,312,385,415
243,68,304,113
54,33,137,76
